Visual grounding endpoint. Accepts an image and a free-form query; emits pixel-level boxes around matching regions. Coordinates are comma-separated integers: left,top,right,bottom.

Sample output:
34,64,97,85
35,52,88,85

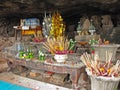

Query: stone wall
0,18,19,37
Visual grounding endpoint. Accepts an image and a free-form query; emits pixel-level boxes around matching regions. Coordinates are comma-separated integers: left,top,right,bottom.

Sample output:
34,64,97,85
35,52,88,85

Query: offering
38,49,45,61
81,52,120,77
50,11,65,38
43,36,76,54
43,36,76,62
89,38,110,45
80,52,120,90
42,12,52,38
18,49,34,59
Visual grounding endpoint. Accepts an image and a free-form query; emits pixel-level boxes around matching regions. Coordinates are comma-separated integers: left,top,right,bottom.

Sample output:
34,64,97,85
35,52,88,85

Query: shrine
0,0,120,90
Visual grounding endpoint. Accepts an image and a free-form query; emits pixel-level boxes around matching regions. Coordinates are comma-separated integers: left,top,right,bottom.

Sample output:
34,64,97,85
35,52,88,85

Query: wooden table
6,54,85,90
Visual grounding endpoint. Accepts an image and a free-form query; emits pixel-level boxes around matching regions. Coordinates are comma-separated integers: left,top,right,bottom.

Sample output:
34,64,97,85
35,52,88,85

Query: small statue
77,22,82,35
81,18,90,35
89,20,96,35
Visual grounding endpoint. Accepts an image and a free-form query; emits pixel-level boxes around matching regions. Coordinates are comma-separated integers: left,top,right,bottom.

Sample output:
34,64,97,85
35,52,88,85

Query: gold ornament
50,11,65,38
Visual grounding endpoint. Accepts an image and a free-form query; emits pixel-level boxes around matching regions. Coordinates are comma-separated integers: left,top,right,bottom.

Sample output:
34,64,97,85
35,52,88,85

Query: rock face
0,0,119,18
0,0,120,26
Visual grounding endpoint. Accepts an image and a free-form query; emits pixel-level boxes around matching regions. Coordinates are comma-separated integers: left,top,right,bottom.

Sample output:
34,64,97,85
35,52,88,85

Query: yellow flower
59,46,64,51
107,69,111,74
99,68,104,72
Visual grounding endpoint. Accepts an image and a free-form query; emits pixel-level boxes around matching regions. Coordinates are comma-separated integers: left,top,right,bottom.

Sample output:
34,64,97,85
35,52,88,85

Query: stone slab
0,72,72,90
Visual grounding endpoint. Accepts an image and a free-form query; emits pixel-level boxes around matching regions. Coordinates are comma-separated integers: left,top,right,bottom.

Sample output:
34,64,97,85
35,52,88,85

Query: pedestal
92,44,120,62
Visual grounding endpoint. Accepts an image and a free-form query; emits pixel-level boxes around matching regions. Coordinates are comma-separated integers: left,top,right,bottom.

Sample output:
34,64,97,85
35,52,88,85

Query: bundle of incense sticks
43,36,69,54
80,51,120,77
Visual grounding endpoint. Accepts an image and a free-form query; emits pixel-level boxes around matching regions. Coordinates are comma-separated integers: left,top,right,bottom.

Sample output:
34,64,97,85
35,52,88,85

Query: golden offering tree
50,11,65,38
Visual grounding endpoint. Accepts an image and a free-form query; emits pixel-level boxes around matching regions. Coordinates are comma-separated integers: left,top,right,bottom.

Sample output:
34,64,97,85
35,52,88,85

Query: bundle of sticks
80,51,120,77
43,36,69,54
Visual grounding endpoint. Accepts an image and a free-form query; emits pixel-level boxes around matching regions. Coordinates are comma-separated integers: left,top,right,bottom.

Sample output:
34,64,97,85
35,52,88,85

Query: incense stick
81,52,120,77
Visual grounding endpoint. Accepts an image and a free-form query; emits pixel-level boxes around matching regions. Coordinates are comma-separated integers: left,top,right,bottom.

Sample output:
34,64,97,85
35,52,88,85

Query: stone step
0,72,72,90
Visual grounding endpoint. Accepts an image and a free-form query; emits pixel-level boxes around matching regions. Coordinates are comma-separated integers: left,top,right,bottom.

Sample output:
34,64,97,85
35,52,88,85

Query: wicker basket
86,68,120,90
